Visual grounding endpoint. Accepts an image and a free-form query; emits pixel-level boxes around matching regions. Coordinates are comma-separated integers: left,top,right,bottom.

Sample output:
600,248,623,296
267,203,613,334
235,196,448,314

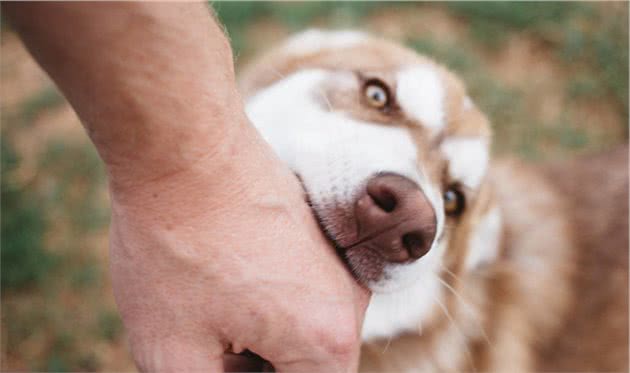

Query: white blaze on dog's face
240,30,495,341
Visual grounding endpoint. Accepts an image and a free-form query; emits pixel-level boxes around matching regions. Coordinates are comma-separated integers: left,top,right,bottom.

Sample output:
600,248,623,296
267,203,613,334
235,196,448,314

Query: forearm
4,2,242,188
5,5,370,370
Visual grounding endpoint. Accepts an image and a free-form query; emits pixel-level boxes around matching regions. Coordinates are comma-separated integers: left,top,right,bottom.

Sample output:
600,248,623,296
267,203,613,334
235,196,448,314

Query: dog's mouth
299,178,345,252
295,173,388,286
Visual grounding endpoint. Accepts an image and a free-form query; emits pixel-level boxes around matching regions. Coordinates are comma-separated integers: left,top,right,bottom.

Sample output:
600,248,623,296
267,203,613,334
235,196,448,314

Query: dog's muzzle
347,173,437,264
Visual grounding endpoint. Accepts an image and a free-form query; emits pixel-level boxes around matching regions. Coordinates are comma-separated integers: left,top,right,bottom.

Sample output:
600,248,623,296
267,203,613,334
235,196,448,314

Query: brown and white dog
238,30,629,372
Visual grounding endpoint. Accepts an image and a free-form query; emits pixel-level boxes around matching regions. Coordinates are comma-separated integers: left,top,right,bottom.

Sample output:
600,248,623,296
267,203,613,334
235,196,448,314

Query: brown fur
239,32,629,372
536,146,629,371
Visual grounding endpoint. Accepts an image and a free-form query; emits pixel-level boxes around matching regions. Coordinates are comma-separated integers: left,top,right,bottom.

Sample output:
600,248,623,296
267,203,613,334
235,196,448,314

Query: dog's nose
354,174,437,262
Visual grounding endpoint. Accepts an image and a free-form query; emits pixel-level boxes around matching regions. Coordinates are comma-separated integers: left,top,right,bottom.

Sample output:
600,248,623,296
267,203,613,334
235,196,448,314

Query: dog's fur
238,30,629,372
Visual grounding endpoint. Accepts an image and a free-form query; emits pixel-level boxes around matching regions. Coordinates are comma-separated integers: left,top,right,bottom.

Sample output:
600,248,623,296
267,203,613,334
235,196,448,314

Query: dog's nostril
402,232,429,259
368,186,397,213
356,174,437,263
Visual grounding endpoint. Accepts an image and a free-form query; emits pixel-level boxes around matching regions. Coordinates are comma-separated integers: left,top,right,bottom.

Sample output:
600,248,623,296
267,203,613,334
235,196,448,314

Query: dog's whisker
435,275,493,350
317,88,334,111
432,292,478,373
439,263,460,281
318,88,334,112
267,66,288,81
380,336,393,355
437,264,493,349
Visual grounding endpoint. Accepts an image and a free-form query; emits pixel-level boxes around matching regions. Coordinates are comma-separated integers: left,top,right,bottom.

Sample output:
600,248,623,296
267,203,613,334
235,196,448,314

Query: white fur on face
396,66,446,131
245,68,450,341
362,240,446,341
283,29,367,56
441,137,489,189
245,69,430,215
465,206,502,270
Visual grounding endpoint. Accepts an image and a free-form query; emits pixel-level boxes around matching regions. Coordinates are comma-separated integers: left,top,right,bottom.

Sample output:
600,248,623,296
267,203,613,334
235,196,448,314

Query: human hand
108,119,370,372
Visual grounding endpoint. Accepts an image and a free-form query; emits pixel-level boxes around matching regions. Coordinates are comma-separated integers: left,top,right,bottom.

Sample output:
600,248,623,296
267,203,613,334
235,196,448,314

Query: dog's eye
444,187,465,216
364,80,390,109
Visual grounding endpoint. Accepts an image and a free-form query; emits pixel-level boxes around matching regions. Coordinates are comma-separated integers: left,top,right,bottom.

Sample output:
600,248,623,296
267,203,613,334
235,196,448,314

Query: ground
1,2,627,371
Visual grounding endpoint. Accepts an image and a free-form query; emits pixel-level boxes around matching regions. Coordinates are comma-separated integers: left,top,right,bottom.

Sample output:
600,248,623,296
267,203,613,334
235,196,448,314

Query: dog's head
240,30,500,340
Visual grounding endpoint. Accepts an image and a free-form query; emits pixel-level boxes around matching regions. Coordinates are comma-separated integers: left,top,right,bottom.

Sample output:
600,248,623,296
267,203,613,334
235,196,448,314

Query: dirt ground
2,2,627,371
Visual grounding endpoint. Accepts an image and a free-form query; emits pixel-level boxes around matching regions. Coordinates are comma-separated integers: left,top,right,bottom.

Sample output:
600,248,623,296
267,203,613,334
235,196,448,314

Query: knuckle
309,316,360,359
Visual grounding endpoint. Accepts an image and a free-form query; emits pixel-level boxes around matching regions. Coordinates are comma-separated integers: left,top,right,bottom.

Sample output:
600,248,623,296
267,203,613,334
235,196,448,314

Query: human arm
3,2,369,372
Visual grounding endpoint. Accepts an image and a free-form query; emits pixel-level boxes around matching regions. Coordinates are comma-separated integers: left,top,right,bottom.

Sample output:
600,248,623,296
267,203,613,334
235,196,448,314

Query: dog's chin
343,246,388,285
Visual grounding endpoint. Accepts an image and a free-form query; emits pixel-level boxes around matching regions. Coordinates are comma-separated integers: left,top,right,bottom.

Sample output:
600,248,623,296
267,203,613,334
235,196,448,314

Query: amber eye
444,187,465,216
364,81,389,109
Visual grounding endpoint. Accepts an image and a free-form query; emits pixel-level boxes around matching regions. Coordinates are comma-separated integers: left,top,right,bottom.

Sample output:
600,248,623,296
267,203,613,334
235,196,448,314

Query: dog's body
239,30,629,371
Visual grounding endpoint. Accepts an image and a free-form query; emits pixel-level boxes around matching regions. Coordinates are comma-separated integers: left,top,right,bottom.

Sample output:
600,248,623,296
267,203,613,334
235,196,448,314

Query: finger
271,336,362,373
131,338,225,373
273,353,359,373
265,293,368,373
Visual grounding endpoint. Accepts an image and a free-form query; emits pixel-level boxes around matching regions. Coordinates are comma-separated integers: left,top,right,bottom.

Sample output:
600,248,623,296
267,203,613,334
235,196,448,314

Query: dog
238,30,629,372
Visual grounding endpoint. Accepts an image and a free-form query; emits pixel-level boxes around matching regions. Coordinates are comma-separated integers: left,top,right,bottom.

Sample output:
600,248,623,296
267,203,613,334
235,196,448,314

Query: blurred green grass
214,1,628,159
1,137,55,290
2,2,628,371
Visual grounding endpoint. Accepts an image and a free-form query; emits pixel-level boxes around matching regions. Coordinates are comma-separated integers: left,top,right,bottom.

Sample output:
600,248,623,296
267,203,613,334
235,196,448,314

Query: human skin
4,2,369,372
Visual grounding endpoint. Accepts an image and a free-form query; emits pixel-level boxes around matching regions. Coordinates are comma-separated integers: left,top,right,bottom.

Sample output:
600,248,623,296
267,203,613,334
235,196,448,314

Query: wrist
108,116,303,225
104,104,245,192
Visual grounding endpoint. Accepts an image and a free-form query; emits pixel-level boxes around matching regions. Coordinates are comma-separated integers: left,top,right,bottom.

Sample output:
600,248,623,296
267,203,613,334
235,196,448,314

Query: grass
37,139,109,232
2,102,114,370
406,2,627,159
446,2,596,52
97,310,124,342
447,1,628,126
18,86,65,127
211,1,382,55
1,136,56,290
211,1,627,158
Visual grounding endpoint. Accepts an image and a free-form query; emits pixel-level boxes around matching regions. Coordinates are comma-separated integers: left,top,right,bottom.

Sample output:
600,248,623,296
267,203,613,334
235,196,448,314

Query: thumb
271,287,370,373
